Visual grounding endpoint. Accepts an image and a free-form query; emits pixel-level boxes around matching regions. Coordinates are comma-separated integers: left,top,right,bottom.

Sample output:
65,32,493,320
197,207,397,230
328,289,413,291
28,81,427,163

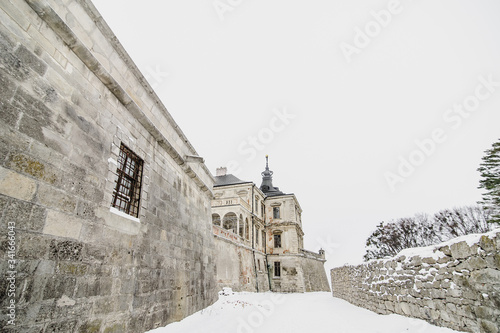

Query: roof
264,190,287,197
259,156,286,196
214,174,252,187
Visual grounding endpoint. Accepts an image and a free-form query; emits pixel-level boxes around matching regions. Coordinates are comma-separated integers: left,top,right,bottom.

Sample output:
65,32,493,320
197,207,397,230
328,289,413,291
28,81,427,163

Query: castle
0,1,327,332
212,158,330,293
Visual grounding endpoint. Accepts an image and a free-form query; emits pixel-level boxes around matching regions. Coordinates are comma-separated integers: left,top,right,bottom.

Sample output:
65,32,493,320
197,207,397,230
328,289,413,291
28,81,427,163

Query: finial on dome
260,155,284,196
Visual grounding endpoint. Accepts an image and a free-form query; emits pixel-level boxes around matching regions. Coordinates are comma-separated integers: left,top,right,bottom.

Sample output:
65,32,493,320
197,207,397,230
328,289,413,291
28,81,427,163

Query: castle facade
211,158,330,293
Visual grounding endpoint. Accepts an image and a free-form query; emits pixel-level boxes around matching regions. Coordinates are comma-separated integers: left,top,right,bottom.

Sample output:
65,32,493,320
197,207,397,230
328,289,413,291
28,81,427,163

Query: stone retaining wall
331,229,500,333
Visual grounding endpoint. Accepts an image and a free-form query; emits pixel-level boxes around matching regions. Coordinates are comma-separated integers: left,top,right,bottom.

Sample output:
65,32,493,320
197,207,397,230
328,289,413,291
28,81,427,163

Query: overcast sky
92,0,500,268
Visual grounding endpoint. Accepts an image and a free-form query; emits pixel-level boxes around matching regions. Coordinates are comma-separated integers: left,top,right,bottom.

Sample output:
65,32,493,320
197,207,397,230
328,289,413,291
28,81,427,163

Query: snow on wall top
366,228,500,265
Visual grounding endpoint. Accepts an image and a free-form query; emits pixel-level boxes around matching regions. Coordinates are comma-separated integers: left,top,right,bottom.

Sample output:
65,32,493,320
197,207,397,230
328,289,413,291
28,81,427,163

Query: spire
261,155,273,179
260,155,284,196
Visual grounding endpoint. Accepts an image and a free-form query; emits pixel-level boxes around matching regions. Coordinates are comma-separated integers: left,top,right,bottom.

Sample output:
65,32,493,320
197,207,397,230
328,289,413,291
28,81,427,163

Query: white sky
92,0,500,268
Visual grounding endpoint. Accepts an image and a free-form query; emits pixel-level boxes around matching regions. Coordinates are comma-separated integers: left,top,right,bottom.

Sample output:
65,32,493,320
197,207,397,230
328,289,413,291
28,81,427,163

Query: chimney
216,167,227,177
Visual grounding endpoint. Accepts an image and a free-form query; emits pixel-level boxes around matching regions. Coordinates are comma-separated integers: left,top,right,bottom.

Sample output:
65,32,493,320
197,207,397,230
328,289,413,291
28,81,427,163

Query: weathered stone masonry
331,229,500,333
0,0,217,332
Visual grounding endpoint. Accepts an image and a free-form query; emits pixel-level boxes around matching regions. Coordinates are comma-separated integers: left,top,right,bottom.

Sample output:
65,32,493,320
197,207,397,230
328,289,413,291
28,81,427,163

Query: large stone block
75,200,97,221
0,44,30,82
2,196,46,232
14,44,47,76
485,253,500,270
13,87,52,121
37,183,77,213
18,113,46,142
49,239,83,262
0,68,17,101
479,319,499,333
479,235,497,252
450,241,473,259
0,166,37,201
42,275,77,300
470,268,500,286
475,305,500,322
464,256,488,271
43,210,82,239
6,152,58,184
27,24,56,57
0,101,22,131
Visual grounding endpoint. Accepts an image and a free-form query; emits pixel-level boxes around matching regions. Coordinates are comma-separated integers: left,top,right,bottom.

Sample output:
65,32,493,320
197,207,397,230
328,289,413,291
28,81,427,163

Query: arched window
255,225,260,245
239,214,244,237
223,212,237,234
245,218,249,240
212,213,221,226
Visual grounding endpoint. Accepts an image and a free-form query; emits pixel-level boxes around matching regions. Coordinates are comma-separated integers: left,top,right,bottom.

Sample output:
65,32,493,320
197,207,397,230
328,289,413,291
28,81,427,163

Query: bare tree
364,216,435,261
433,206,492,240
364,206,494,261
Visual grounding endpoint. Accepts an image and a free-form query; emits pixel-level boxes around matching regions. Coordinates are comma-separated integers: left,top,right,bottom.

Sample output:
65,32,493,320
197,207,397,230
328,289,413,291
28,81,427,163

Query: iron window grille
111,144,144,218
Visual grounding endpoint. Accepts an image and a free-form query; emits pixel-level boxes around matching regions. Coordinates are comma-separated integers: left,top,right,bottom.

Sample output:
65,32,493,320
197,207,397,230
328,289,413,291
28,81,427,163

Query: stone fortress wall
299,249,332,293
331,229,500,333
213,225,270,293
0,0,217,332
213,226,330,294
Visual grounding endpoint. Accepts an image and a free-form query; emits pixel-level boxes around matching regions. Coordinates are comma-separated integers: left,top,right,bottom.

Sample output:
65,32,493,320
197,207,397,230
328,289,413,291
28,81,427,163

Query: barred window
274,261,281,277
111,144,143,218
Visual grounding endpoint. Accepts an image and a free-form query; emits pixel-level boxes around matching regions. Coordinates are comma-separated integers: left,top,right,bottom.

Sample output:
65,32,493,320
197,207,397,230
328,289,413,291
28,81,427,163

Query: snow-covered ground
147,291,459,333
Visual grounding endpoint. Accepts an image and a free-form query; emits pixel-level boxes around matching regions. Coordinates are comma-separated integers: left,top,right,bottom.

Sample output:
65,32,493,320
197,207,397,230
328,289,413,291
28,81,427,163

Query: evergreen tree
478,139,500,224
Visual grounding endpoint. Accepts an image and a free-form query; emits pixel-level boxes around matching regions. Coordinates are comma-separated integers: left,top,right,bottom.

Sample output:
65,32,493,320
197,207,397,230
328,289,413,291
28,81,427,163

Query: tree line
364,138,500,261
